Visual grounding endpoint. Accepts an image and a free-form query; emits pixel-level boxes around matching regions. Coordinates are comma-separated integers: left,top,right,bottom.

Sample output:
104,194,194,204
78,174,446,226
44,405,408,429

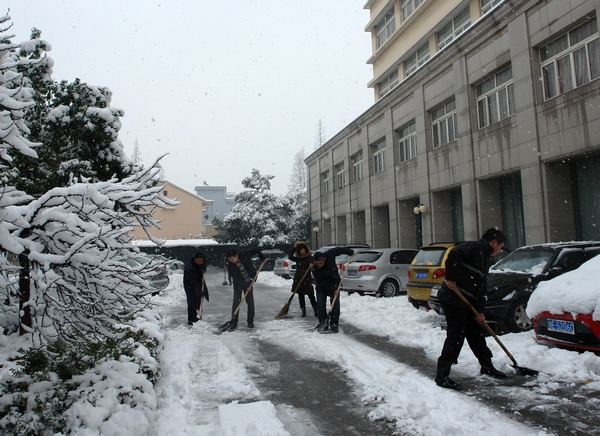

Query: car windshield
352,251,382,263
491,248,554,274
413,248,447,266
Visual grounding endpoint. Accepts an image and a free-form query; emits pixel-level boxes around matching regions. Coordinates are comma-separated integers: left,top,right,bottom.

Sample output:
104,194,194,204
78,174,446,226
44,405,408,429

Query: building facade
306,0,600,251
131,181,212,240
193,185,236,225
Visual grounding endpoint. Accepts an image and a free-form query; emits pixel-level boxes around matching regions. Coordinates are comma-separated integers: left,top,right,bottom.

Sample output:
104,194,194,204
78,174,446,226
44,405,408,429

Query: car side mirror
548,266,562,277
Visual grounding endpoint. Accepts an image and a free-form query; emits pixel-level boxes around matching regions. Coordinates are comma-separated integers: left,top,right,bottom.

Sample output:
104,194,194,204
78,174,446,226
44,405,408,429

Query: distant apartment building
131,181,212,240
306,0,600,251
193,185,236,224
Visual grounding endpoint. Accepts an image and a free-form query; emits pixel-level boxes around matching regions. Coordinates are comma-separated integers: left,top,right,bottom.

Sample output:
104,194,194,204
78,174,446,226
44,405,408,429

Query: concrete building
193,185,237,225
306,0,600,251
131,181,212,240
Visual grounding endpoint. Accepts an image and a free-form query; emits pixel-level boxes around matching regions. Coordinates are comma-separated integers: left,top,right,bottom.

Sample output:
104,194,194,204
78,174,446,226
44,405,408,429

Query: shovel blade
219,321,232,332
512,364,539,376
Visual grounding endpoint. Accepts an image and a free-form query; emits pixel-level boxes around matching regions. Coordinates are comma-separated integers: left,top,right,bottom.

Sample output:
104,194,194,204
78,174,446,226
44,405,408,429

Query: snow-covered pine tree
12,161,176,347
213,168,310,246
0,16,178,344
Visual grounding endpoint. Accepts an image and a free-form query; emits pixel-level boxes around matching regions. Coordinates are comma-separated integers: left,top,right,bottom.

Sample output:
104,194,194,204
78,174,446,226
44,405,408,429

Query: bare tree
288,147,307,192
314,119,327,150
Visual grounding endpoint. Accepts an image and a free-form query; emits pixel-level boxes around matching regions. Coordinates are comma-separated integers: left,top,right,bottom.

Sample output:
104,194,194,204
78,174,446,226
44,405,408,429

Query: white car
344,248,418,297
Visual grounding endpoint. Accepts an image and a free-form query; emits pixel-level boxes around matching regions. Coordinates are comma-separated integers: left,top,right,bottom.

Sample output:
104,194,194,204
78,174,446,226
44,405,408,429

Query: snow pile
527,255,600,320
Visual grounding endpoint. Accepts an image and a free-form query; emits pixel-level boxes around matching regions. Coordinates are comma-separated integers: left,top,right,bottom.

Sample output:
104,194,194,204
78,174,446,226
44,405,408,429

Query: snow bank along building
306,0,600,251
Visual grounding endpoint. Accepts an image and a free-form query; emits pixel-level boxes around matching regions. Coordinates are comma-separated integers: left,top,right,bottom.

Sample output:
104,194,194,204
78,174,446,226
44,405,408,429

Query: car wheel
377,279,399,298
506,297,533,332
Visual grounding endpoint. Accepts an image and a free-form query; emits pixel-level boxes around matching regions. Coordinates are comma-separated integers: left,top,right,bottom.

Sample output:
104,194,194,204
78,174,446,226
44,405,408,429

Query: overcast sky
9,1,374,196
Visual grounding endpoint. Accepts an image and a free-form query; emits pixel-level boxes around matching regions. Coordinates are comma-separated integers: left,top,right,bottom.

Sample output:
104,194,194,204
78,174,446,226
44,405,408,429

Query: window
476,67,515,128
404,42,430,76
540,19,600,100
432,100,457,148
437,7,471,49
372,140,386,174
398,121,417,162
352,152,363,182
376,8,396,48
322,170,331,195
379,69,399,98
401,0,423,21
481,0,502,14
335,162,345,190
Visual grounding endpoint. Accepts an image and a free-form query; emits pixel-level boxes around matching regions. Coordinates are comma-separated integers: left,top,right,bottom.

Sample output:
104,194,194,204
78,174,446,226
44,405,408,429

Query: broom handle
232,259,267,317
290,265,312,299
199,274,205,315
452,285,518,365
328,255,353,312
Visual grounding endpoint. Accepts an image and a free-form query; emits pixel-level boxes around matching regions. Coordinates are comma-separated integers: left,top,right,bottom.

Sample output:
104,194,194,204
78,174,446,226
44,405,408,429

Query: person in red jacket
435,227,506,390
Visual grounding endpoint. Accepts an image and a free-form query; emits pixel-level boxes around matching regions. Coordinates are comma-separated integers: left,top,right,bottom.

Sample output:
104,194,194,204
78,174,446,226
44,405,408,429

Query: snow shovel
316,256,353,332
219,259,267,332
274,266,312,319
222,258,228,285
453,286,539,376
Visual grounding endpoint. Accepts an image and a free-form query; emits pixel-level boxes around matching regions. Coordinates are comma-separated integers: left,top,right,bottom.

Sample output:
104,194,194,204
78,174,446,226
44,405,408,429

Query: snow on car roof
526,254,600,321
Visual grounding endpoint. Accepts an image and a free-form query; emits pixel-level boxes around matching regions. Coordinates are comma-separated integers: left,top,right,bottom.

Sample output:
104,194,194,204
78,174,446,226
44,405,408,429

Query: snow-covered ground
2,269,600,435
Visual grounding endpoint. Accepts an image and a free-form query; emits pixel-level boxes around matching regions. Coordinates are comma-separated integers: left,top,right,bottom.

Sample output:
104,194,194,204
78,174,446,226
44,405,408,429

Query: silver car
344,248,418,297
273,257,296,279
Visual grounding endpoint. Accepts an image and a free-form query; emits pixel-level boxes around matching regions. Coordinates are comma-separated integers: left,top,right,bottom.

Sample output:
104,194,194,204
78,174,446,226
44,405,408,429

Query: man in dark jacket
226,248,265,330
183,252,209,325
312,246,354,332
435,227,506,390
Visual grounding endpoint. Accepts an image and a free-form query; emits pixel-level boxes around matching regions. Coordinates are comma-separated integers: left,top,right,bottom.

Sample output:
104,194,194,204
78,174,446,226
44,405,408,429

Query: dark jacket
438,239,494,312
312,247,354,296
227,249,265,291
289,241,314,295
183,258,209,302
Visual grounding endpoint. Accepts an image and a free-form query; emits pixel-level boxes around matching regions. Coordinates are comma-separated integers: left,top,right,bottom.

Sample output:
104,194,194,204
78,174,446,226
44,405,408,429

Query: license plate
346,270,357,277
547,318,575,335
416,271,428,279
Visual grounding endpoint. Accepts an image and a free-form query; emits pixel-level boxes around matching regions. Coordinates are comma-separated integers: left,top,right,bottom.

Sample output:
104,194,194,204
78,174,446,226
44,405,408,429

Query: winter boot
187,308,199,325
479,358,507,379
435,358,463,390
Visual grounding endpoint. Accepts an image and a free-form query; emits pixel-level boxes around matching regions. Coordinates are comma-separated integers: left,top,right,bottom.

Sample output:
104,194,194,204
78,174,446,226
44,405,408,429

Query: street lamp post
312,226,320,249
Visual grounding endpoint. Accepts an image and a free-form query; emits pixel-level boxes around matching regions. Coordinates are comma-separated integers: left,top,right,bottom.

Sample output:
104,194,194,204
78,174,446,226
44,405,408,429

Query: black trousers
439,302,492,364
231,286,255,324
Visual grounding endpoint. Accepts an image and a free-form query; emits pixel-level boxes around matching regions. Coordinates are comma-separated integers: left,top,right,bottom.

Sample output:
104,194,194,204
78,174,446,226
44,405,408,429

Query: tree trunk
18,252,31,335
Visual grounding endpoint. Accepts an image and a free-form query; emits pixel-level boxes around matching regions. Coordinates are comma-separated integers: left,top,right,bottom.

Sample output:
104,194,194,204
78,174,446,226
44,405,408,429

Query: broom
274,266,312,319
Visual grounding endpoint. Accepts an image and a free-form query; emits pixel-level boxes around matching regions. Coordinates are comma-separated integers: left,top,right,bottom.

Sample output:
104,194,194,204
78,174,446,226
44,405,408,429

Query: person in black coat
183,252,209,325
226,248,265,330
289,241,317,317
312,246,353,332
435,227,506,390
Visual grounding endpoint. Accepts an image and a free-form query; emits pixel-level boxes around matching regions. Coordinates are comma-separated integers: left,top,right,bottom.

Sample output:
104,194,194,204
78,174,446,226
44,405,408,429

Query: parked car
273,257,296,279
125,257,170,291
313,244,371,271
406,242,459,309
344,248,418,297
529,254,600,353
252,249,286,272
429,241,600,332
275,244,370,279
